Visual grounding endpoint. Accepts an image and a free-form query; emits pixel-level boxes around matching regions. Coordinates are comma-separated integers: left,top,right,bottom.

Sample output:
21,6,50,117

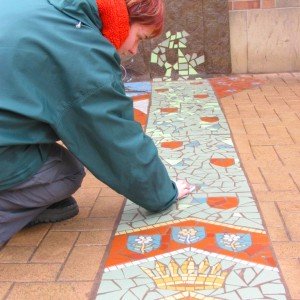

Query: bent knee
66,164,86,195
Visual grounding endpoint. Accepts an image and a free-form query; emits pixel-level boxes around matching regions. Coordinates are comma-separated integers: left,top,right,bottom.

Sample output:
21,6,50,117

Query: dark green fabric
0,0,178,211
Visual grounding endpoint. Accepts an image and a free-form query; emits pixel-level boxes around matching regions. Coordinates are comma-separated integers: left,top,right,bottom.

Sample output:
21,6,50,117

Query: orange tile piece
207,197,239,209
160,108,179,113
132,94,150,101
161,141,183,149
133,109,147,126
155,88,169,93
210,158,235,167
201,117,219,123
190,82,203,85
194,94,208,99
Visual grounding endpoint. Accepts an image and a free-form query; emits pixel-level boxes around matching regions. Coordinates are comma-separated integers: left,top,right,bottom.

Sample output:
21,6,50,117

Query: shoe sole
27,203,79,227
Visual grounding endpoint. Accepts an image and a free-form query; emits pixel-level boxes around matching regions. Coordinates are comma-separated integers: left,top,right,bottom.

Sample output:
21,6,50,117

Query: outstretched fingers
175,180,195,200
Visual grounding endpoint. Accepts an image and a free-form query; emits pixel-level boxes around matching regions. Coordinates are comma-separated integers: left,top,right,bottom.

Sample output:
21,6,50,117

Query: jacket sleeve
55,77,178,212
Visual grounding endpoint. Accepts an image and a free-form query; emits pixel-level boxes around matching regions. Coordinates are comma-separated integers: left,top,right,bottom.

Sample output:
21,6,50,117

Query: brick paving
220,73,300,299
0,73,299,299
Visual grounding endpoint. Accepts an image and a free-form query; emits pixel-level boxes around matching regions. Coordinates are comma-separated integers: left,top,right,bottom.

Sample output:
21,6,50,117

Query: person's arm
54,77,178,212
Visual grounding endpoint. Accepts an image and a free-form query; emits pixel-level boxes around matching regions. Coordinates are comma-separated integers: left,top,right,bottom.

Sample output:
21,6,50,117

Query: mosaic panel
98,249,285,300
96,79,286,299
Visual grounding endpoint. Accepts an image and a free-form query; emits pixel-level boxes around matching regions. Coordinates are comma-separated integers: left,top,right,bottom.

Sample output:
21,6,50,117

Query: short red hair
125,0,165,37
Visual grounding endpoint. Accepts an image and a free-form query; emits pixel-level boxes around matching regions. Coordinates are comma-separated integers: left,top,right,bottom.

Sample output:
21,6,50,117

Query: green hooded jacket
0,0,178,212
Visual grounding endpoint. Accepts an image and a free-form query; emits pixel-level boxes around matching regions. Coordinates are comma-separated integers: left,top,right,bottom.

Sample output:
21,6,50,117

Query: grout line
274,202,292,241
54,232,80,281
87,188,102,218
257,167,271,191
285,127,296,145
272,146,285,165
262,123,271,138
289,173,300,193
89,197,127,299
258,166,269,188
3,282,15,300
27,226,52,263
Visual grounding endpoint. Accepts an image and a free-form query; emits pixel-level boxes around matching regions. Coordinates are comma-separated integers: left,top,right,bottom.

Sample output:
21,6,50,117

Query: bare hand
176,180,195,200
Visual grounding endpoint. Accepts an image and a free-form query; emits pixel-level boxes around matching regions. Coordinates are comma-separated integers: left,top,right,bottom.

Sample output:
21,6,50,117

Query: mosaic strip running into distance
96,80,287,300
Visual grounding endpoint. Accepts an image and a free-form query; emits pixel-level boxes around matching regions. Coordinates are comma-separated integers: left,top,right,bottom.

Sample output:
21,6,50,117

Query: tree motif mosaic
151,31,205,80
171,227,206,245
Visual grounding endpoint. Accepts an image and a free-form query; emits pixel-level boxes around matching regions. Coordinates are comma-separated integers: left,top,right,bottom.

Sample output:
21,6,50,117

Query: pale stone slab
229,11,248,74
247,8,300,72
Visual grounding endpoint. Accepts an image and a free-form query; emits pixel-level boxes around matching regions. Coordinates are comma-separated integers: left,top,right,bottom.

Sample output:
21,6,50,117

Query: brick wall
229,0,300,10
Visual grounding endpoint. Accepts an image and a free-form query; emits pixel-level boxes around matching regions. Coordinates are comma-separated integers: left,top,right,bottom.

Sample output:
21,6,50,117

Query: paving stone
58,246,106,281
73,187,101,206
30,231,78,263
51,218,115,232
90,196,124,218
277,258,300,299
0,246,35,263
98,188,123,198
0,283,12,299
7,224,51,247
273,242,300,258
281,212,300,241
76,231,112,246
80,172,103,188
0,264,60,282
7,282,93,300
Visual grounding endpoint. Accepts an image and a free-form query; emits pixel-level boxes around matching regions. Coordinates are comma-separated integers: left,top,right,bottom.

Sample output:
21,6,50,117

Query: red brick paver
220,73,300,299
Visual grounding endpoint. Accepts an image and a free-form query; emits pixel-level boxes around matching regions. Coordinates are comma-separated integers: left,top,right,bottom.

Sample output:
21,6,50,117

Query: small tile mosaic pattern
96,79,287,299
151,31,204,81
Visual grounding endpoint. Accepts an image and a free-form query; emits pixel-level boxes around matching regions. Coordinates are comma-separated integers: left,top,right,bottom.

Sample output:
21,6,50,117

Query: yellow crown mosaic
141,257,229,292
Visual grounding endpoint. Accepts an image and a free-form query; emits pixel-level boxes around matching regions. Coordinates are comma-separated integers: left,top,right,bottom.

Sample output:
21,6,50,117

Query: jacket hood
47,0,102,30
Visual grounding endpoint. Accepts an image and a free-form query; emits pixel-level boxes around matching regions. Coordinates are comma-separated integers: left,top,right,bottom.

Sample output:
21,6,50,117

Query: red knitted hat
96,0,130,49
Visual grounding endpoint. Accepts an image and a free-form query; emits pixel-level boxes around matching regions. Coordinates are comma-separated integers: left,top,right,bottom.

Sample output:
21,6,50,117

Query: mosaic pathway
96,79,287,299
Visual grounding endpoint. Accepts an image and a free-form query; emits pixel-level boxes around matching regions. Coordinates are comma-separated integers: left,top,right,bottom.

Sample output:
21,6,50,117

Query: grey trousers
0,144,86,244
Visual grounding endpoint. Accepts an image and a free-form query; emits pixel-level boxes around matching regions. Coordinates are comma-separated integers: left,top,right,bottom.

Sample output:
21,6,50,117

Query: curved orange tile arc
201,117,219,123
160,108,179,113
155,88,169,93
190,82,203,85
105,220,276,268
161,141,183,149
207,197,239,209
194,94,208,99
132,94,150,101
210,158,235,167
